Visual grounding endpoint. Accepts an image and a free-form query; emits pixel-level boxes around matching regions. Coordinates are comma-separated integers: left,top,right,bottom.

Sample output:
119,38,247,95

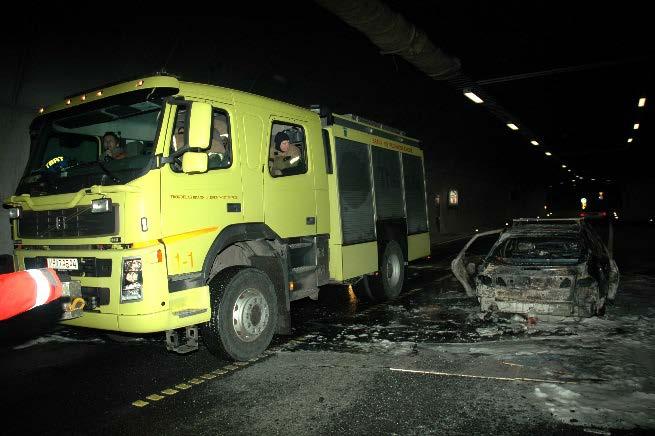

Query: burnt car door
451,230,503,297
583,225,620,300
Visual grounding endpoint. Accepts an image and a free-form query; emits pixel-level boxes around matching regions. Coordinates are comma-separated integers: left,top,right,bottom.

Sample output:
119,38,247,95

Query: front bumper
15,245,210,332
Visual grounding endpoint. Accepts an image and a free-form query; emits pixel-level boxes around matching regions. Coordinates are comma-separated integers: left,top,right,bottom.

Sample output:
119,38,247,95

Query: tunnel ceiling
2,4,652,185
385,1,654,184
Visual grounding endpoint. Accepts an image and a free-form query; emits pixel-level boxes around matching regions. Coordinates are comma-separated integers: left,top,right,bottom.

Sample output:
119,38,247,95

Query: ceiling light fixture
638,97,646,108
507,123,519,131
463,91,484,104
545,151,552,156
633,123,640,130
627,138,633,143
531,140,539,146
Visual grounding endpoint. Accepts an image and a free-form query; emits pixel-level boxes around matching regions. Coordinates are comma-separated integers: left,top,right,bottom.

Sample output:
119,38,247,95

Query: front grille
18,205,118,238
24,257,112,277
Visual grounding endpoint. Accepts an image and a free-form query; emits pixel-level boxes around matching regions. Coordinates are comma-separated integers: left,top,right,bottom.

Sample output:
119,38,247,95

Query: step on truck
4,75,430,360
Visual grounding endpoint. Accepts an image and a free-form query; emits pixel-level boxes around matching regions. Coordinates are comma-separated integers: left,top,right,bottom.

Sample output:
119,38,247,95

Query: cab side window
268,122,307,177
169,106,232,171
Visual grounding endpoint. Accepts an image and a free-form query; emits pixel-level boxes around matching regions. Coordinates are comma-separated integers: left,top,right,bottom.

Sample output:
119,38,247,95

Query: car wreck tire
368,240,405,302
201,267,277,361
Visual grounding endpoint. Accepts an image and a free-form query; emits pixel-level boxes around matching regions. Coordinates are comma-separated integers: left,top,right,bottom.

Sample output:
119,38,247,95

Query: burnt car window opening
498,237,583,261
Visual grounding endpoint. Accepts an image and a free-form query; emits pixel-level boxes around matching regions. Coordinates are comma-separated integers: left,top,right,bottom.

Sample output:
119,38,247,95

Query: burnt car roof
509,218,584,237
505,224,581,237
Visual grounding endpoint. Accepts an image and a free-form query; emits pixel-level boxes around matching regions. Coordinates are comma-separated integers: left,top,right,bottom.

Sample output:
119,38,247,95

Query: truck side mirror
187,102,212,150
182,151,208,174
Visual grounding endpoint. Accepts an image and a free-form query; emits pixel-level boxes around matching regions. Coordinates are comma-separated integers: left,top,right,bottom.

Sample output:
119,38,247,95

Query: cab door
160,101,241,275
263,117,317,238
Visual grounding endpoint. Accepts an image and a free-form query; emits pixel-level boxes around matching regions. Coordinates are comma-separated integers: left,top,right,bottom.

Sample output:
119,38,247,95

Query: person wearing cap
270,131,301,175
102,132,127,160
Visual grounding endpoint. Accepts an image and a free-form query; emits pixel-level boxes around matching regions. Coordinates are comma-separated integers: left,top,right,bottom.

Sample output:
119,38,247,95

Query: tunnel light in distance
638,97,646,107
507,123,519,130
561,164,567,168
545,151,552,156
464,91,484,104
627,138,633,143
531,140,539,146
38,107,44,114
96,90,103,96
633,123,640,130
66,99,71,105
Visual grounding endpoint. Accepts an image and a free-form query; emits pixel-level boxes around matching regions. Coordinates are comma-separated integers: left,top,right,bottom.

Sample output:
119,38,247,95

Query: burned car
452,218,619,317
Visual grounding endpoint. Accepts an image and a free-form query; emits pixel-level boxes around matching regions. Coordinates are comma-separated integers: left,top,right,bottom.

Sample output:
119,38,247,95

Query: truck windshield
16,93,164,196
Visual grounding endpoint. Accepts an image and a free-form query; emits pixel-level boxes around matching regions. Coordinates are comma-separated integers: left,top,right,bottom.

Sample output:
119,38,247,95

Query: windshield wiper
67,161,122,184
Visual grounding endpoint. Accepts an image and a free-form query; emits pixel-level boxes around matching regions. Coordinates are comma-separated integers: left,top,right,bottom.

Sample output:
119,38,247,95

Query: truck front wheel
368,240,405,301
201,267,278,361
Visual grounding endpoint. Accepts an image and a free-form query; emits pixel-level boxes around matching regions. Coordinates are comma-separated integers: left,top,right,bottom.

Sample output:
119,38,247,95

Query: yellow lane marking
162,388,179,395
189,378,204,385
146,394,165,401
175,383,192,390
200,373,217,380
234,361,249,366
132,400,149,407
224,365,238,370
212,370,227,376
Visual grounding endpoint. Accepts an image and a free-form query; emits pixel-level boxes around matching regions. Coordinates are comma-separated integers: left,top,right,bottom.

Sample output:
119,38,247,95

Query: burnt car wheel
201,267,277,361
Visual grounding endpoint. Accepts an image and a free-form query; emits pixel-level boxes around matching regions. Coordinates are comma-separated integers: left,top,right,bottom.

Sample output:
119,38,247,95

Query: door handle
306,217,316,225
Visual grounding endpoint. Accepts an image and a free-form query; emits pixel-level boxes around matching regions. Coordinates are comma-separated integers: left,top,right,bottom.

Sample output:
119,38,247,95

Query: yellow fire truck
4,75,430,360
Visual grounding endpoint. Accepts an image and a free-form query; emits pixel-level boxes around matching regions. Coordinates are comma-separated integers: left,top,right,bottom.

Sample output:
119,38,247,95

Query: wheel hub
385,252,401,287
232,288,270,342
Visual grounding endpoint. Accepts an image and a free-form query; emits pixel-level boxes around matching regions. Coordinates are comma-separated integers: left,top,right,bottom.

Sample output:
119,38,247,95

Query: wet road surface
1,226,654,435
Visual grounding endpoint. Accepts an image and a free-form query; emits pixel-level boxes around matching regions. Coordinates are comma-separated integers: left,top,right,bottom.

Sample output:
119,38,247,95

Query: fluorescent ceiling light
544,151,552,156
507,123,519,131
627,138,633,143
464,91,484,104
561,164,567,168
633,123,640,130
530,140,539,146
638,97,646,107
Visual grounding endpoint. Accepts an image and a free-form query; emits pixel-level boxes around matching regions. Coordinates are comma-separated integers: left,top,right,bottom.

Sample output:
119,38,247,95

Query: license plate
47,257,79,270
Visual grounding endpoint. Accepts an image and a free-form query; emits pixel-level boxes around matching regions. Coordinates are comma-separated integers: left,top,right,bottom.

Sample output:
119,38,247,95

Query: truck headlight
8,207,22,219
121,257,143,302
91,198,112,213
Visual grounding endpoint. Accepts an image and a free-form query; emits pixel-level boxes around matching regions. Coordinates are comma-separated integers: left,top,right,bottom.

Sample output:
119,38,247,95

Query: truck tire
201,267,278,361
368,240,405,301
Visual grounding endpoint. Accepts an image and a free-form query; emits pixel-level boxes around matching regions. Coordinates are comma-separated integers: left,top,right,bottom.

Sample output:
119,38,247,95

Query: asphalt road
1,226,653,435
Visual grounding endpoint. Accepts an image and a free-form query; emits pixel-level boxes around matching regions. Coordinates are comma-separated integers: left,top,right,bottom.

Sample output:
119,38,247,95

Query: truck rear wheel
368,240,405,301
201,267,278,361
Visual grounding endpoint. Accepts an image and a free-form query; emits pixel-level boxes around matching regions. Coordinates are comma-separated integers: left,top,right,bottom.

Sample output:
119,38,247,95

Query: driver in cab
270,131,301,175
102,132,126,160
